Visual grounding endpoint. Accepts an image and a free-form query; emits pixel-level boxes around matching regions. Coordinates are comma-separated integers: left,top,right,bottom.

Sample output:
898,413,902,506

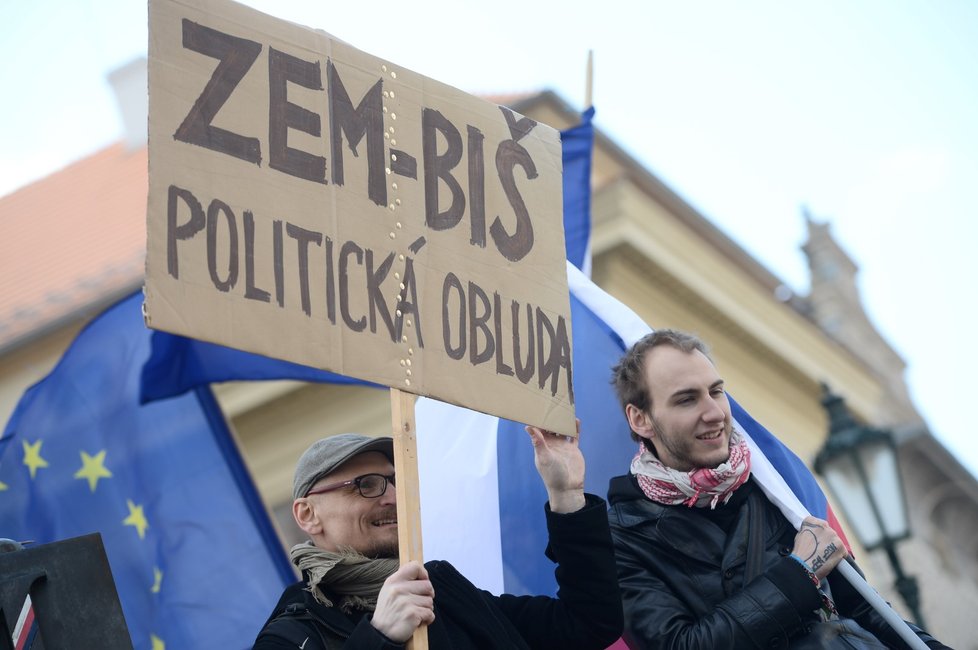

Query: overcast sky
2,0,975,477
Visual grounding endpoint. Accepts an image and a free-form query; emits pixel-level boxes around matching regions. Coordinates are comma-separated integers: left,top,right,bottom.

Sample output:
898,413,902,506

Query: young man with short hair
608,329,947,649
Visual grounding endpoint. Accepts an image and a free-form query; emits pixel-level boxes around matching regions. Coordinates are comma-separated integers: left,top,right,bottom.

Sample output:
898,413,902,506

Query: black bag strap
744,487,767,582
260,603,339,650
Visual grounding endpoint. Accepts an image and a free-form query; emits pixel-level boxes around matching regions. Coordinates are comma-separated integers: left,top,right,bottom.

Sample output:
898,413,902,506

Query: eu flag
140,316,375,403
0,293,294,649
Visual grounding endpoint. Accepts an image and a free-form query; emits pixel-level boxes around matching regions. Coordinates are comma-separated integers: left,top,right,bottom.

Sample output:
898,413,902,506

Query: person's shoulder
254,583,355,650
424,558,471,586
607,474,664,528
255,614,320,649
424,559,499,609
607,473,636,503
253,581,318,648
263,580,308,621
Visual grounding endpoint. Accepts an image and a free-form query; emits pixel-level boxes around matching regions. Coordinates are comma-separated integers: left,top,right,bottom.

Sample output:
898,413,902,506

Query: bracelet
788,554,818,585
788,554,838,617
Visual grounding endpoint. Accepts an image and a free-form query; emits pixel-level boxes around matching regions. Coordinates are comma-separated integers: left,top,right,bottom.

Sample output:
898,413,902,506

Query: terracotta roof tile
0,142,146,351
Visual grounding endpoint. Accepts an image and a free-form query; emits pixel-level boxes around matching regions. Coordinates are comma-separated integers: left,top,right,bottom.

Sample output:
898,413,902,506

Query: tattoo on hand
811,555,824,572
799,529,818,562
808,543,838,574
822,543,837,561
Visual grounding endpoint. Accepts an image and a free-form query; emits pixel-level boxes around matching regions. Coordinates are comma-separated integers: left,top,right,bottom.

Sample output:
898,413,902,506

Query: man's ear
626,403,655,441
293,498,323,536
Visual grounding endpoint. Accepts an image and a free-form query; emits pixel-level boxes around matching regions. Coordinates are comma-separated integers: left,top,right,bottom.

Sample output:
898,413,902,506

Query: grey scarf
290,542,399,614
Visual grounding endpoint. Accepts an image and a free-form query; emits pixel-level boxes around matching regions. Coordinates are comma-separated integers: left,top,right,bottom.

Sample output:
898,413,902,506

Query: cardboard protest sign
145,0,576,435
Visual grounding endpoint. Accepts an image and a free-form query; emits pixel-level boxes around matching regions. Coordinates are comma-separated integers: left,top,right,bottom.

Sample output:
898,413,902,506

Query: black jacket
608,475,947,649
253,494,623,649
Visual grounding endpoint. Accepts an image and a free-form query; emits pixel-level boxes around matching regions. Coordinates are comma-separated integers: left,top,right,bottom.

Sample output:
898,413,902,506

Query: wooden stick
390,388,429,650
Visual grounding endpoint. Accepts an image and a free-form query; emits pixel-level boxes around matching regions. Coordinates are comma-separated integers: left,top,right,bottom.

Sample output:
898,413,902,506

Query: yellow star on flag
0,481,7,491
151,634,165,650
22,439,49,479
74,450,113,492
123,499,149,539
151,567,163,594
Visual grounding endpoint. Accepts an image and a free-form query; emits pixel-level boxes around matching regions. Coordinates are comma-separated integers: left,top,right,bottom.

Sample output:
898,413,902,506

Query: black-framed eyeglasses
305,473,395,499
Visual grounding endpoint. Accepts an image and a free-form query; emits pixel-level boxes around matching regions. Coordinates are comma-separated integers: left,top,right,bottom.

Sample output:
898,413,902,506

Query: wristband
788,554,838,618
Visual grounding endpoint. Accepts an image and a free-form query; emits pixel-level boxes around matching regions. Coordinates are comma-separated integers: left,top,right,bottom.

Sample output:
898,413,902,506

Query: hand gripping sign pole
391,389,428,650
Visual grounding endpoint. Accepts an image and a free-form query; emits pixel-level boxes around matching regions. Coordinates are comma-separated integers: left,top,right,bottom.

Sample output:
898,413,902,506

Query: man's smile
696,429,724,441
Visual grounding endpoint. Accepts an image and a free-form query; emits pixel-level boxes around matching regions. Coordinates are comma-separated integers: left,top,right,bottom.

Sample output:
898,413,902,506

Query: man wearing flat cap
253,427,623,649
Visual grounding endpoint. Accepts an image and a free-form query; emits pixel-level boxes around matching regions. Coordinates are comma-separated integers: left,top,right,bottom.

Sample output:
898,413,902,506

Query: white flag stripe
417,397,505,593
736,420,811,528
566,262,651,348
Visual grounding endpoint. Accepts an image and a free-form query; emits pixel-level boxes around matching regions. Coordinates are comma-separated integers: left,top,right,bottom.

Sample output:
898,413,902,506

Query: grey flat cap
293,433,394,499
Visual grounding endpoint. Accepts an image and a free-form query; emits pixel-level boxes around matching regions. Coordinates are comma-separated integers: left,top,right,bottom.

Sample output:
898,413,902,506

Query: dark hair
611,329,712,442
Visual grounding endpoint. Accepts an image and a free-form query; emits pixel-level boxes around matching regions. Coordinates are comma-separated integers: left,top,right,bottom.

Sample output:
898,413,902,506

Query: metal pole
837,561,928,650
882,538,926,628
584,50,593,110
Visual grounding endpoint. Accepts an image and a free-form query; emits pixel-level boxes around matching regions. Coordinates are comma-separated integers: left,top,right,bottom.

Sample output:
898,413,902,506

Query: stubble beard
651,415,732,472
365,537,399,559
362,507,400,559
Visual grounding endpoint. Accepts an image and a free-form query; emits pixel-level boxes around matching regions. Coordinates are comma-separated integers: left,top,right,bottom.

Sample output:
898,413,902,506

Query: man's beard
362,507,399,559
365,539,399,559
649,415,732,471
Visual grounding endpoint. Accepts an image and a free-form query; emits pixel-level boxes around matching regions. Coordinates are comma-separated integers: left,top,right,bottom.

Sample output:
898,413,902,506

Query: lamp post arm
881,539,926,629
836,560,928,650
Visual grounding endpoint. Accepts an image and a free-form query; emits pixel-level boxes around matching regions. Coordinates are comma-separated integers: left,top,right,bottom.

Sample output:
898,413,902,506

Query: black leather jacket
608,475,947,649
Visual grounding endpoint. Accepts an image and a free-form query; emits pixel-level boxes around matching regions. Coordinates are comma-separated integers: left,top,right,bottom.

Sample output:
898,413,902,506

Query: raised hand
525,419,586,514
370,561,436,642
792,516,849,580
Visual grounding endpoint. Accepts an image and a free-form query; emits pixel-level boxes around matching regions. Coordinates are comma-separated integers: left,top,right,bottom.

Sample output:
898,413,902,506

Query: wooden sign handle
390,388,429,650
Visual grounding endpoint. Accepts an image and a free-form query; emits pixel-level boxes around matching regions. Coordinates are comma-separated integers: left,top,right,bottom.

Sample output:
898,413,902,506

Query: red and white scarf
631,427,752,509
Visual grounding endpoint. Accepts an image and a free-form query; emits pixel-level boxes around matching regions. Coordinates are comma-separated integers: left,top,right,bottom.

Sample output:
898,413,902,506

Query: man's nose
703,398,725,422
378,481,397,505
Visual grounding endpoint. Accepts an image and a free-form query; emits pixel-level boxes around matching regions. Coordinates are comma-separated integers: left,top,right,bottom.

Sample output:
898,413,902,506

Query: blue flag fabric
561,106,596,273
141,329,376,404
0,293,294,650
497,275,632,594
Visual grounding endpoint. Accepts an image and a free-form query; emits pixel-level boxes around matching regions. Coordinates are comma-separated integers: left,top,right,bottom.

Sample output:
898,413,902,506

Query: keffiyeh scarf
631,427,751,509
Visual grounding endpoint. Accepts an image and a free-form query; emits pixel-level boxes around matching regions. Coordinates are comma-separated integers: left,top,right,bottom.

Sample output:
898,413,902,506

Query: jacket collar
609,475,780,570
270,580,359,637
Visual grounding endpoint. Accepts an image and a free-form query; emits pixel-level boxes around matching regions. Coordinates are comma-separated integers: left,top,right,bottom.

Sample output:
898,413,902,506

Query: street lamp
813,383,925,627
